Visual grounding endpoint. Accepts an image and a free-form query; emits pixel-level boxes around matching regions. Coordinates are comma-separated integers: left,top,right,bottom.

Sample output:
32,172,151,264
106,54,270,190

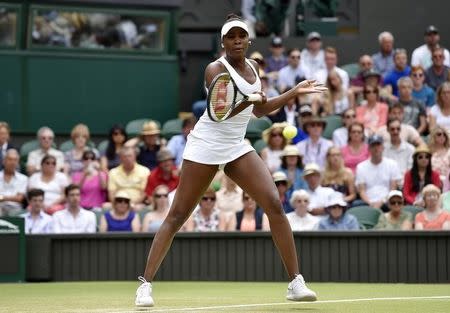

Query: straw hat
302,163,321,176
262,122,289,143
302,117,327,133
413,145,431,156
114,190,131,200
280,145,302,159
272,171,288,183
141,121,161,136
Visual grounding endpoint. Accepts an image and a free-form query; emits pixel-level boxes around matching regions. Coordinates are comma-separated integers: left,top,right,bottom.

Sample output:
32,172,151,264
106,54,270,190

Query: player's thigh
168,159,218,220
224,151,283,215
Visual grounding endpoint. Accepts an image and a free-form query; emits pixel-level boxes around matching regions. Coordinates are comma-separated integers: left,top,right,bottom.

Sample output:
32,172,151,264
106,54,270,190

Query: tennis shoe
135,276,154,307
286,274,317,301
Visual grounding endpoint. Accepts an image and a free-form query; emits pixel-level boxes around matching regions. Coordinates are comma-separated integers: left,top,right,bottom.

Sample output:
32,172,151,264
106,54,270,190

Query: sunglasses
290,55,301,59
296,199,309,203
364,90,377,94
44,161,56,165
417,154,430,160
83,156,95,161
201,196,216,201
154,194,168,199
436,132,445,137
115,198,130,203
389,200,403,206
271,133,283,137
275,181,287,186
412,73,424,78
344,114,356,118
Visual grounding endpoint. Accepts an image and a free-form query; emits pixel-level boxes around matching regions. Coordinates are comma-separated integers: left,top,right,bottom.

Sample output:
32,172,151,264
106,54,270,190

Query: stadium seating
161,118,182,140
252,138,267,155
323,114,343,139
347,206,382,229
246,117,272,142
341,63,359,79
126,119,161,137
97,140,108,154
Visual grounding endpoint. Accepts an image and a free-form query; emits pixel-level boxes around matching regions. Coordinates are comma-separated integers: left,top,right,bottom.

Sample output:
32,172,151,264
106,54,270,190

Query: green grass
0,282,449,312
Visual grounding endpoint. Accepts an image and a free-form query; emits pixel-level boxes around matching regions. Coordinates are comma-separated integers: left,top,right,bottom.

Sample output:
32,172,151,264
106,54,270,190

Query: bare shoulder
204,60,227,87
248,59,260,73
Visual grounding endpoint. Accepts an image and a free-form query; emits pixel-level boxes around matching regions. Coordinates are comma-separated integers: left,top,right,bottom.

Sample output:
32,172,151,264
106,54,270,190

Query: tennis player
135,14,326,307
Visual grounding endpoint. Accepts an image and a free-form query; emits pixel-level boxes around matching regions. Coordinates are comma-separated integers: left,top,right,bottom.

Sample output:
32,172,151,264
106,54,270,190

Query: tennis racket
207,73,262,122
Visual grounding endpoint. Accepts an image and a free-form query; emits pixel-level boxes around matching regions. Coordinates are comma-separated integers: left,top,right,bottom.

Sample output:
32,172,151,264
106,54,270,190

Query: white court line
72,295,450,313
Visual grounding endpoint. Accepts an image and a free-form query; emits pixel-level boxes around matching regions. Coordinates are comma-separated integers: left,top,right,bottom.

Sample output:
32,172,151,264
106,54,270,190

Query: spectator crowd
1,25,450,233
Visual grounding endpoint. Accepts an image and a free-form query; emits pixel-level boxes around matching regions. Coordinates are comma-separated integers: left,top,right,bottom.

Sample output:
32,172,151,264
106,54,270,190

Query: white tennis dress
183,56,262,165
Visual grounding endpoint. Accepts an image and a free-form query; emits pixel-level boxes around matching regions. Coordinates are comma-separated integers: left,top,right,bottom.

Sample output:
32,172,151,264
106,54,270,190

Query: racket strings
210,78,234,119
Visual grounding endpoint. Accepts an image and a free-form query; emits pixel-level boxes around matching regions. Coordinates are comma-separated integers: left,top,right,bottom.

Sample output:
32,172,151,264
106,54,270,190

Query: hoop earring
248,41,252,45
221,43,224,48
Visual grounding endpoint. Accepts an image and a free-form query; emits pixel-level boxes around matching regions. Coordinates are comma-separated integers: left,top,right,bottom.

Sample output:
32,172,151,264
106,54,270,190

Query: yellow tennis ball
282,125,298,139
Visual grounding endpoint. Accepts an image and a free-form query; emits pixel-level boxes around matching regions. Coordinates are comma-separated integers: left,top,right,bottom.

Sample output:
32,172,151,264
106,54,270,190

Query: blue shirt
292,128,308,144
318,212,360,230
372,51,395,78
167,134,187,167
412,85,436,107
105,211,135,232
383,66,411,96
278,167,307,198
265,55,288,73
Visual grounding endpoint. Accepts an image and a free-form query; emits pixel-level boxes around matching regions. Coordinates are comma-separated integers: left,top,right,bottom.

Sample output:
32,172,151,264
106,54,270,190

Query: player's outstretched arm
253,80,327,117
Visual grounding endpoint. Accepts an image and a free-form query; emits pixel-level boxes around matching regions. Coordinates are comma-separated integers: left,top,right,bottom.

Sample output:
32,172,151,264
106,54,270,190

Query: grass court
0,281,449,312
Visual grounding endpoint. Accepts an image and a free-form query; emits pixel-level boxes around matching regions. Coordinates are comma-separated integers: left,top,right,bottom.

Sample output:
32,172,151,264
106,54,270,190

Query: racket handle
247,94,262,103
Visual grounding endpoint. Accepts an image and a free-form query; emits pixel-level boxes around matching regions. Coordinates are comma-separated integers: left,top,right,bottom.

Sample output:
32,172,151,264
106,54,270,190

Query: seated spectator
356,85,388,135
300,32,325,80
21,189,53,234
410,66,435,108
296,117,332,169
278,145,306,194
71,150,108,210
318,191,359,230
272,171,293,213
291,105,312,144
302,163,334,215
341,122,370,174
0,149,27,216
52,184,96,233
429,126,450,180
332,108,356,148
383,49,411,97
27,126,64,175
265,36,288,82
397,77,427,135
313,46,349,90
355,135,401,211
144,148,179,204
429,82,450,132
100,190,140,232
167,116,196,168
184,187,227,232
260,73,280,100
383,119,414,183
215,175,243,214
108,147,150,210
412,26,450,71
268,92,300,126
322,147,356,204
228,192,269,231
65,124,98,175
403,146,442,206
374,190,412,230
286,190,319,231
377,103,425,146
350,55,374,94
128,121,163,171
425,47,450,91
142,185,170,232
313,70,354,116
28,155,69,214
361,69,396,105
372,31,395,79
0,121,15,171
100,124,128,172
261,123,288,173
415,184,450,230
277,48,306,92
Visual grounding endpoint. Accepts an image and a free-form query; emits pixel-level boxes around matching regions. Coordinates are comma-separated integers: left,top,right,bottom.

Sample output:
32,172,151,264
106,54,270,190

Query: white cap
387,190,403,200
221,20,249,39
326,191,347,208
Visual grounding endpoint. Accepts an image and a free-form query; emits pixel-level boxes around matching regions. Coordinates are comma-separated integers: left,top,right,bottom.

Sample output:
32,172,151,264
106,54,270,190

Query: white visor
221,20,249,39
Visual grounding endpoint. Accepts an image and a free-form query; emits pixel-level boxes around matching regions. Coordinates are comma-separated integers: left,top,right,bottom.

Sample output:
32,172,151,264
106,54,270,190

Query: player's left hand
296,80,327,95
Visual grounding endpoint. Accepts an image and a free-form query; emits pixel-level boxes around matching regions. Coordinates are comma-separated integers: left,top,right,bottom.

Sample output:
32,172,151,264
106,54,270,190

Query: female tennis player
135,14,326,307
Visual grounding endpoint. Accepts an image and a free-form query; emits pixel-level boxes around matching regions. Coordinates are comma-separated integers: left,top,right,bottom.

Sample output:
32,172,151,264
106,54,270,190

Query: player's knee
166,210,189,228
262,193,285,216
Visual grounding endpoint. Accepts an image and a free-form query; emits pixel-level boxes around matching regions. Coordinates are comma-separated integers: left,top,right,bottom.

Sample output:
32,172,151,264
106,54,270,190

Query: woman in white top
135,14,326,307
286,190,319,231
260,122,289,173
429,82,450,132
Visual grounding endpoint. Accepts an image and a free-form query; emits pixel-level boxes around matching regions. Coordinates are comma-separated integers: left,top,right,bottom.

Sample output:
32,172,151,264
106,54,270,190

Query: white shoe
286,274,317,302
135,276,154,307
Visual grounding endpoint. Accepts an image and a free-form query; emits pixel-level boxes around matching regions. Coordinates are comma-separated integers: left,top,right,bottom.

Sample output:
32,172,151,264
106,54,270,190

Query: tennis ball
282,125,298,139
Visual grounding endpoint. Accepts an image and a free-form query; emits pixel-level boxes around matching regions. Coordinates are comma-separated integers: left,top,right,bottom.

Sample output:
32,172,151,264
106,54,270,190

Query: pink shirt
72,172,108,208
415,211,450,230
341,144,370,173
356,102,389,131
